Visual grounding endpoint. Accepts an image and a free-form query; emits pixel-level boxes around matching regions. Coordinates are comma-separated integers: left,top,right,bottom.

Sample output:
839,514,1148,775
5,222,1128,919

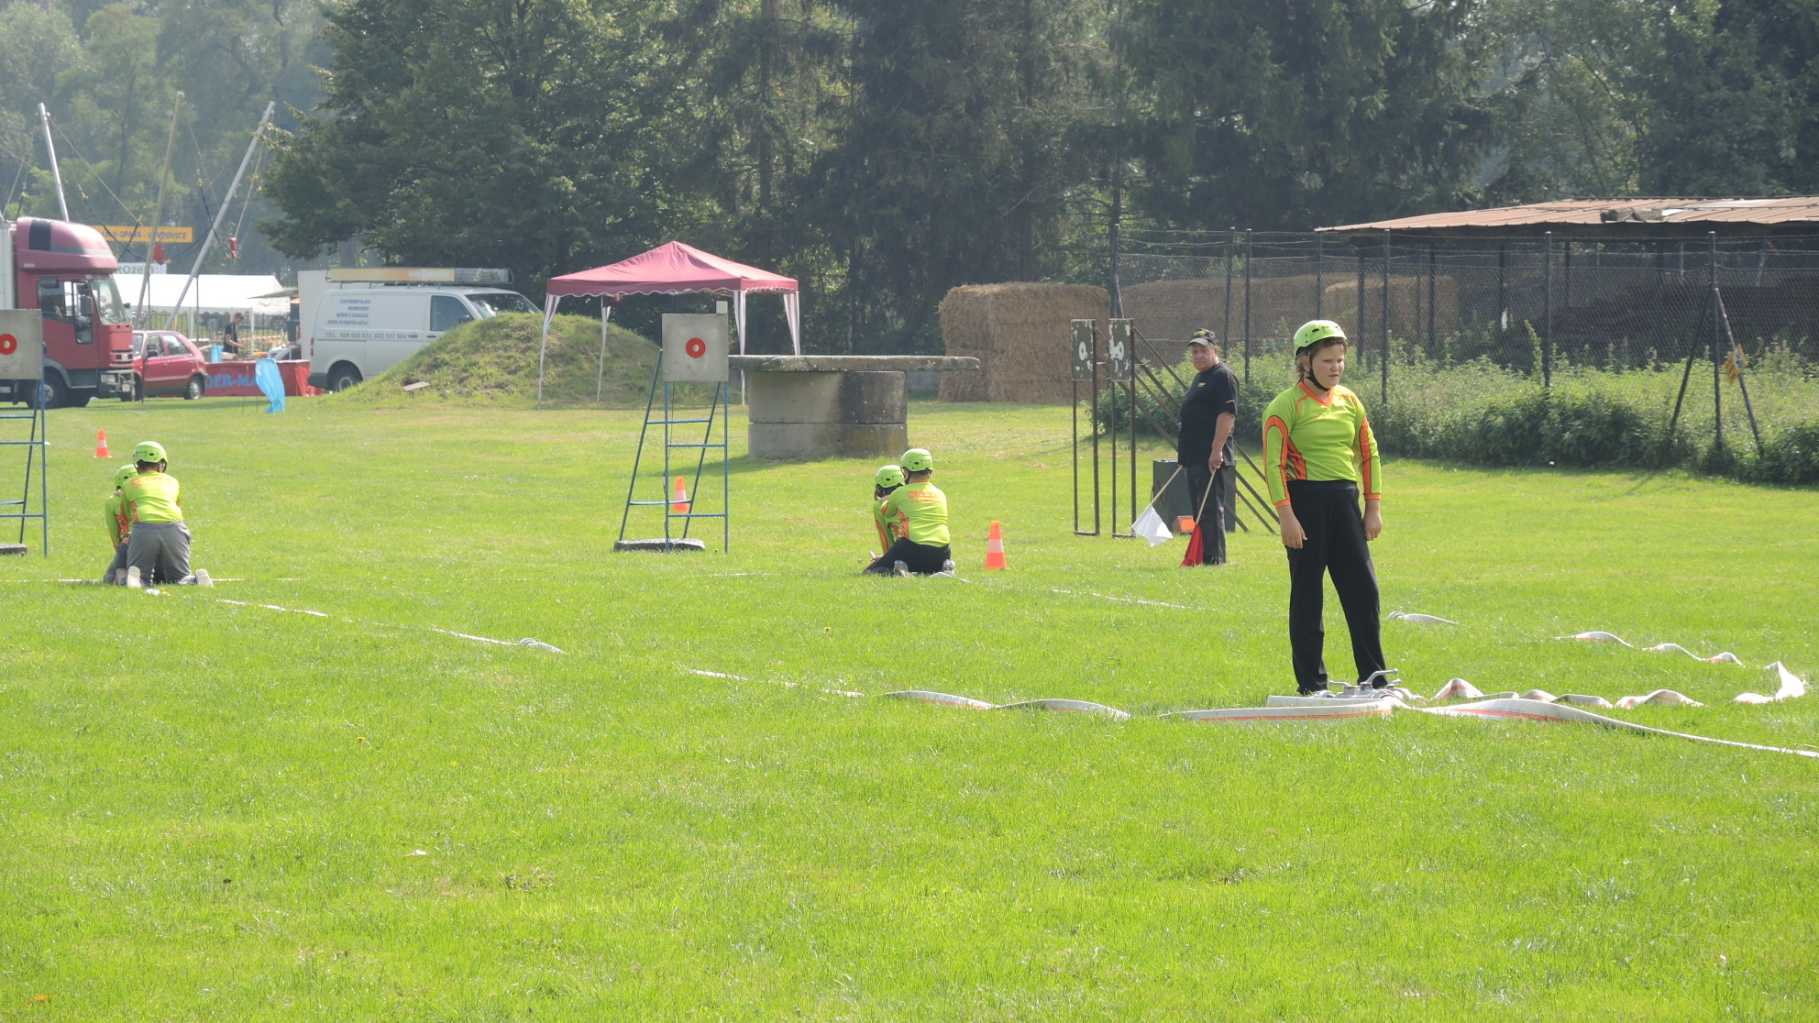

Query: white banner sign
0,310,44,382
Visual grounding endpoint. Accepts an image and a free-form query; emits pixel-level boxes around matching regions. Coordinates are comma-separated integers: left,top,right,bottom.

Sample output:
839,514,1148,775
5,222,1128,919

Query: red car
129,330,209,400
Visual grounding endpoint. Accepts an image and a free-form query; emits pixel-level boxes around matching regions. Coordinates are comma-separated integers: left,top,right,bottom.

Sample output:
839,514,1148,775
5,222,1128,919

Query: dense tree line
6,1,1818,352
1,0,327,274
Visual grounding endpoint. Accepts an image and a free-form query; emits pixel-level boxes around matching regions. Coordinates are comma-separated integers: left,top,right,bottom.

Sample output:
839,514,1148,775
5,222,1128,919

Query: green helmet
1292,320,1347,353
874,464,906,489
133,440,168,464
114,463,140,489
900,448,934,473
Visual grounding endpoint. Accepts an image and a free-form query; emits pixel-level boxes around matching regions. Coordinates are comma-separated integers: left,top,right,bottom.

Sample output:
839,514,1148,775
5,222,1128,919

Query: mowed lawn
2,394,1815,1020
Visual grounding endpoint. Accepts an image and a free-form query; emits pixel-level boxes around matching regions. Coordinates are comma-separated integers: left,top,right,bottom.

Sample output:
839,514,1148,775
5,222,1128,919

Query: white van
301,268,535,391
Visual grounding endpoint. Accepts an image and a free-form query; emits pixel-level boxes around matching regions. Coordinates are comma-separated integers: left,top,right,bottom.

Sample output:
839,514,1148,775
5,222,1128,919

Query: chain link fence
1104,228,1819,459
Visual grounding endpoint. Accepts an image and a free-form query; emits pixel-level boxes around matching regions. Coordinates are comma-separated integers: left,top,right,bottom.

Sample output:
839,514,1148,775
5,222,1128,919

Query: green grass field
2,394,1815,1020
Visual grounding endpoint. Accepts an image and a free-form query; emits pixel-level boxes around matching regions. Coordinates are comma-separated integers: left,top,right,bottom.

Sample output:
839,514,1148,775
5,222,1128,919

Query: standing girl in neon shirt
1261,320,1388,695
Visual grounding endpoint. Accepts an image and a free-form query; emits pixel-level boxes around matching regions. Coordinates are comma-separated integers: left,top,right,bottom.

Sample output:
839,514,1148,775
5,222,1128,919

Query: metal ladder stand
0,312,50,555
615,314,731,551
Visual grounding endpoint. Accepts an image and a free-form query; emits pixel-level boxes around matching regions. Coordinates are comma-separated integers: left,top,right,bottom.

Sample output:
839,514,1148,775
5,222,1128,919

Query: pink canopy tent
538,241,800,401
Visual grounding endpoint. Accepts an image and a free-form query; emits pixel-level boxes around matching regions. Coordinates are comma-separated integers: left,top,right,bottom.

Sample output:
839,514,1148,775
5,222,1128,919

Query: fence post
1242,229,1253,387
1380,229,1390,408
1710,231,1722,452
1542,230,1553,388
1427,242,1437,358
1315,233,1324,318
1563,239,1572,308
1496,241,1508,341
1223,227,1234,355
1355,250,1366,367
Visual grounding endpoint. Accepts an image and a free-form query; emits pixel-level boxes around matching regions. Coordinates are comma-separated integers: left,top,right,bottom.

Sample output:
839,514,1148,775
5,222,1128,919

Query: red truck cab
0,216,135,407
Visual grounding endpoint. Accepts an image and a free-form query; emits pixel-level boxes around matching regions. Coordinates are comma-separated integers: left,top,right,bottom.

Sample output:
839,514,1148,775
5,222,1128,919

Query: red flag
152,242,165,263
228,236,239,259
1181,524,1204,567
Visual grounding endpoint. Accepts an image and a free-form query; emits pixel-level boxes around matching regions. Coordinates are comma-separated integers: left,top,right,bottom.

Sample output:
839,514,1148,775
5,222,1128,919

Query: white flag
1132,506,1172,547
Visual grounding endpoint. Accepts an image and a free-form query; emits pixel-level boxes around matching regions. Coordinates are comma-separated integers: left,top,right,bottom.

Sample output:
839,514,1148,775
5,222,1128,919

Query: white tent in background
114,273,289,318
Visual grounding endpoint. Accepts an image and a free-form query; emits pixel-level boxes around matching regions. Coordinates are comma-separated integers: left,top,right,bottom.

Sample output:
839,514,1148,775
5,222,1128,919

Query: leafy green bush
1742,422,1819,485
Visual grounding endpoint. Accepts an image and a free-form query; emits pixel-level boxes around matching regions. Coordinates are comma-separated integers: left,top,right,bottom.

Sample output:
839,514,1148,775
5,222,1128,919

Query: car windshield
468,291,536,317
90,276,126,323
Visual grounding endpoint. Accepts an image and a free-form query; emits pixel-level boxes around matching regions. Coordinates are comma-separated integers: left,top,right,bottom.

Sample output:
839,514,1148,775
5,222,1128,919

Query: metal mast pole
169,102,274,319
38,104,69,221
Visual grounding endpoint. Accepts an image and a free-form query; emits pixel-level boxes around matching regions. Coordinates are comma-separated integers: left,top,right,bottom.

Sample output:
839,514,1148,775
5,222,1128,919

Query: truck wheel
328,364,362,392
185,375,205,400
67,391,92,408
32,373,68,409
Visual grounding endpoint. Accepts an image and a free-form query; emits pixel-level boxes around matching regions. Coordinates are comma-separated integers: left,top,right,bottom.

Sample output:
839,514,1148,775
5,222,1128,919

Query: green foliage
1742,422,1819,485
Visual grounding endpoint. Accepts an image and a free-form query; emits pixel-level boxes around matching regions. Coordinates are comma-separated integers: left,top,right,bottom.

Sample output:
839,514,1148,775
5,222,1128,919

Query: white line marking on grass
1049,587,1194,610
687,668,863,699
215,598,560,653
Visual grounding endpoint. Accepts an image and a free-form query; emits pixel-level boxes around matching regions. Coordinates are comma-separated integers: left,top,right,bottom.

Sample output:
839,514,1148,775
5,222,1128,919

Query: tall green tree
810,0,1103,350
1120,0,1490,229
265,0,710,291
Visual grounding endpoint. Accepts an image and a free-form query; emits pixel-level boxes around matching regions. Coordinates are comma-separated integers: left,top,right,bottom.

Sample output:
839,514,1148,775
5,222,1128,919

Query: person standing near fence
1176,328,1237,565
1262,320,1388,694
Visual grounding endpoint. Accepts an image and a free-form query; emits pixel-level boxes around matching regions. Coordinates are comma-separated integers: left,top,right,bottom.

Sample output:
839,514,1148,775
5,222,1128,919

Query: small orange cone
95,429,109,459
984,520,1007,570
670,475,690,513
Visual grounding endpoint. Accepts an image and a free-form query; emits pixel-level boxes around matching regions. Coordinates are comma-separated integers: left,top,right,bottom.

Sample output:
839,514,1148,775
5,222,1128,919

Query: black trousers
865,538,952,575
1182,463,1227,565
1285,480,1385,692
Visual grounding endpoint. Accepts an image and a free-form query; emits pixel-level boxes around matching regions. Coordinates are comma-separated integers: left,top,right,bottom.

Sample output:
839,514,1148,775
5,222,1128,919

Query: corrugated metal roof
1319,196,1819,233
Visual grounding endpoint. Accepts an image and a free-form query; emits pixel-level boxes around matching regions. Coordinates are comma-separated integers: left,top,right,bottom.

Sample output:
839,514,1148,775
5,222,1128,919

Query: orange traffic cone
984,520,1007,570
95,429,109,459
670,475,690,513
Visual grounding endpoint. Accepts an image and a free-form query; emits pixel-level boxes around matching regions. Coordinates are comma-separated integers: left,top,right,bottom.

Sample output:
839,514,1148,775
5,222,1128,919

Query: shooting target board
1070,319,1095,380
0,310,44,381
662,313,730,384
1108,318,1133,378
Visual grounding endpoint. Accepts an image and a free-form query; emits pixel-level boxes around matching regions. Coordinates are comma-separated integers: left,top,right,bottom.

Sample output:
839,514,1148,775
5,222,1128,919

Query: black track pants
1284,480,1385,692
865,538,952,575
1183,463,1227,565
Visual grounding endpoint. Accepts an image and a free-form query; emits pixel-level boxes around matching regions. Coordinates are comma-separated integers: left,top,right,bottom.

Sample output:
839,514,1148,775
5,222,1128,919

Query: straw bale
938,283,1109,403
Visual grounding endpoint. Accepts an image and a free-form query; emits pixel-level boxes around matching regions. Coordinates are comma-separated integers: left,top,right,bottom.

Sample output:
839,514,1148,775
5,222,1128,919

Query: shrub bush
1742,422,1819,485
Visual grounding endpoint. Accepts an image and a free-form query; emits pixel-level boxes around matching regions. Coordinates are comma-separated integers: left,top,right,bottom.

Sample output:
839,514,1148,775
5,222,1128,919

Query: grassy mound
337,312,659,407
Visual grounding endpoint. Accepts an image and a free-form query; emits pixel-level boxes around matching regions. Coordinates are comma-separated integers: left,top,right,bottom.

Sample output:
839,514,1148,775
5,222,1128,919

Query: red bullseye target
685,337,707,359
0,333,16,356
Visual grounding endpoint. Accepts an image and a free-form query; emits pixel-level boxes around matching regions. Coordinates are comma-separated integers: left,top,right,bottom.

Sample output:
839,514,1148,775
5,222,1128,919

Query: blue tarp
254,356,285,413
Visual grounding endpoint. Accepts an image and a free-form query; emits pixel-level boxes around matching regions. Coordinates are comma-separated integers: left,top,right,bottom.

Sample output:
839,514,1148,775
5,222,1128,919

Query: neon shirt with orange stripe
121,471,184,524
881,481,949,546
872,498,906,548
104,492,129,545
1261,380,1382,508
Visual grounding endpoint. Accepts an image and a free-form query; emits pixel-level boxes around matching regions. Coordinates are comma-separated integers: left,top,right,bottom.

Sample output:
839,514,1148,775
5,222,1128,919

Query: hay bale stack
938,283,1108,403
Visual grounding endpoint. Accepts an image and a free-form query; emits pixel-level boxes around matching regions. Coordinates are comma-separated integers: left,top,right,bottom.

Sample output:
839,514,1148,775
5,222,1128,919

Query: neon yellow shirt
872,497,905,548
1261,380,1382,508
122,471,184,524
104,492,129,545
881,481,949,546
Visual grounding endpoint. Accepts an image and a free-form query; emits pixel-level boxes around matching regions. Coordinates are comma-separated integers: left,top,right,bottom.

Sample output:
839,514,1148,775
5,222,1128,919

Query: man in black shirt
1176,328,1238,565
